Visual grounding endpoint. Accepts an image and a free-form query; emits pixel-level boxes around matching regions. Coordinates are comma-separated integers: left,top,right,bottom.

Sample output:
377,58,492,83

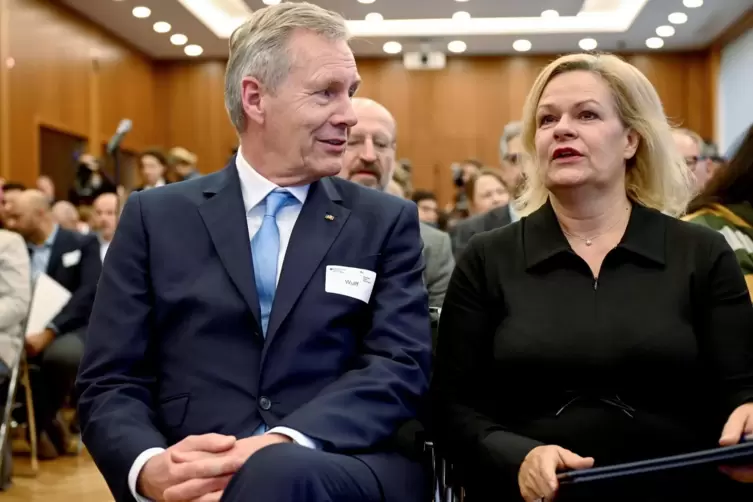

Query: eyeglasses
502,153,527,165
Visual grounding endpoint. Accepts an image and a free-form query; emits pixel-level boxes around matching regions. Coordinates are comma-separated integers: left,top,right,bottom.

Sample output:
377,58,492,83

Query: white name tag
325,266,376,304
62,250,81,268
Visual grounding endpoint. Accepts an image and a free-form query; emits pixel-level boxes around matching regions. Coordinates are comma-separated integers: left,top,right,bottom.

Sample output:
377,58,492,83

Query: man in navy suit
76,3,431,502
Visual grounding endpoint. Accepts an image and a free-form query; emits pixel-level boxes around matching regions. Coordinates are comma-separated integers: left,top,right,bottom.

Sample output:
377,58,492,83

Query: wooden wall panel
1,0,159,187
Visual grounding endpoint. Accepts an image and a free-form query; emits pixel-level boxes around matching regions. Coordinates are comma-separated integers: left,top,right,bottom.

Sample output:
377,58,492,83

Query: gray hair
499,121,523,157
224,2,350,132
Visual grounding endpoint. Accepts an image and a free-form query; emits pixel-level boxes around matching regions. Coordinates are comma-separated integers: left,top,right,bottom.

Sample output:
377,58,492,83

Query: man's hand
138,434,242,502
163,434,292,501
25,329,55,357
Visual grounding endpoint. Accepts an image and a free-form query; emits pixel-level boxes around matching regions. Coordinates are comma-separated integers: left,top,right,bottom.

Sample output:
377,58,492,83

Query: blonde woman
431,53,753,502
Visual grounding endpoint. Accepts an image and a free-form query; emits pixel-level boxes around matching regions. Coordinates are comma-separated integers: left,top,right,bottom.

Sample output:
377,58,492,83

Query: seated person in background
412,190,439,227
684,124,753,299
339,97,454,309
69,154,117,207
5,190,101,459
90,192,120,263
431,53,753,502
0,228,31,365
168,147,201,182
76,4,431,502
672,127,711,192
134,149,170,191
451,122,526,257
52,200,87,234
0,182,26,227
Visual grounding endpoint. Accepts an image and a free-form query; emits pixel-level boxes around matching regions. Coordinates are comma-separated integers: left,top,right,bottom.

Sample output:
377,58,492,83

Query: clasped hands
518,403,753,502
138,433,291,502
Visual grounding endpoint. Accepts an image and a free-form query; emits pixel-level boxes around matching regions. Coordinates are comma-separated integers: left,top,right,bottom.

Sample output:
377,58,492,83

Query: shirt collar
31,224,58,249
235,147,309,214
523,199,666,270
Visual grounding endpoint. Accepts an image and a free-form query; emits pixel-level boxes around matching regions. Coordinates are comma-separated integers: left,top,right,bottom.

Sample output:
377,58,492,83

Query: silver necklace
560,206,630,246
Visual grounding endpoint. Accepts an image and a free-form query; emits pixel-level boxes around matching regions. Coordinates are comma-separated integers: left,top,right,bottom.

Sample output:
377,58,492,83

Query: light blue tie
251,189,296,336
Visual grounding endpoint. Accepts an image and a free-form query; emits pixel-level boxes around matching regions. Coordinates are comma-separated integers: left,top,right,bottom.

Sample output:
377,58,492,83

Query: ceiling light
383,41,402,54
578,38,598,51
153,21,171,33
455,0,470,2
132,6,151,18
541,10,559,18
452,11,471,21
668,12,688,24
447,40,467,53
170,33,188,46
262,0,281,4
365,13,383,22
512,39,532,52
656,25,675,37
683,0,703,7
646,37,664,49
184,44,204,57
357,0,375,3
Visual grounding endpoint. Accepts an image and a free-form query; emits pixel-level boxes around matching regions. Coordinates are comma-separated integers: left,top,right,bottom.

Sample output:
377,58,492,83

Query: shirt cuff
267,427,319,450
128,447,166,502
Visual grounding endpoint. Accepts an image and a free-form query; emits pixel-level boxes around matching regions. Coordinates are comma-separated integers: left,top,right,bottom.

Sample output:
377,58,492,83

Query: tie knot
264,189,295,217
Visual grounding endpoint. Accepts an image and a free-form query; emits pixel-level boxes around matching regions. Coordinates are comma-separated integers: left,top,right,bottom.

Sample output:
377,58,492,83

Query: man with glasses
672,127,711,191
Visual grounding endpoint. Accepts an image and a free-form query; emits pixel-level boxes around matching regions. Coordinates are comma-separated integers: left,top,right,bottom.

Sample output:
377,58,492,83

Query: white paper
62,249,81,268
26,273,72,336
325,265,376,304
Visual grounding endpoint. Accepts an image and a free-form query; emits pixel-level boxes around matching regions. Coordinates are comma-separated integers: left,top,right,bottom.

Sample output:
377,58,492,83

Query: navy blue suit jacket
76,163,432,501
47,227,101,336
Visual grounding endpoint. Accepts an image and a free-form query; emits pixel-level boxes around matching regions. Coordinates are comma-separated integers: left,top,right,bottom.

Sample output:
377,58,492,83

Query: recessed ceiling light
683,0,703,8
357,0,375,4
452,11,471,21
263,0,281,4
578,38,598,51
656,25,675,37
646,37,664,49
447,40,467,53
184,44,203,57
455,0,470,2
132,6,151,18
668,12,688,24
170,33,188,46
541,10,559,18
365,12,383,22
153,22,171,33
513,39,532,52
383,41,402,54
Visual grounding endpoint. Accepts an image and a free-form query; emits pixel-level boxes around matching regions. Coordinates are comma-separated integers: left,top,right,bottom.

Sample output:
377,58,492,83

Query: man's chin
350,173,381,189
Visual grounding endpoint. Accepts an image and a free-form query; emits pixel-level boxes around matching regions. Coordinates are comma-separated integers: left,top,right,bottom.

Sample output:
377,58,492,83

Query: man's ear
241,77,265,126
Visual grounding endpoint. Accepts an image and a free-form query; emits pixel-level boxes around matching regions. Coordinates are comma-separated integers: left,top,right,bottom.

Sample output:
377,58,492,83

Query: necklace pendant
585,239,593,246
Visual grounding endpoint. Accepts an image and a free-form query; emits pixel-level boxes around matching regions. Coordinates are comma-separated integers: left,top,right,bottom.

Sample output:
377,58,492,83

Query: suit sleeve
0,232,31,333
52,234,101,334
425,231,454,308
76,192,167,502
278,203,432,451
430,236,543,477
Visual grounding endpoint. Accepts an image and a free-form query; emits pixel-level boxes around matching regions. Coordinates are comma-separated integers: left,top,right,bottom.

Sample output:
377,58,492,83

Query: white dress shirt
99,237,110,263
128,150,315,501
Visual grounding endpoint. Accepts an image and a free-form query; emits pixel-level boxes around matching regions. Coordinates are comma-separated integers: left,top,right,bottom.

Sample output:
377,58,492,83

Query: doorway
38,126,88,202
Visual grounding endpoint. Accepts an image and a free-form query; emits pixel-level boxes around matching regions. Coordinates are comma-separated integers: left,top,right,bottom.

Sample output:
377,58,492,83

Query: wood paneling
158,52,715,204
1,0,161,187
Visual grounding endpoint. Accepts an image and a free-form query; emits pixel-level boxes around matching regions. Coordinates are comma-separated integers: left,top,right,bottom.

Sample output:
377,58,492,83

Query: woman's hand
719,403,753,483
518,445,594,501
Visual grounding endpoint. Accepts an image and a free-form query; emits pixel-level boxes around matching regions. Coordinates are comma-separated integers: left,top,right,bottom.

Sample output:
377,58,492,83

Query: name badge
62,250,81,268
325,266,376,303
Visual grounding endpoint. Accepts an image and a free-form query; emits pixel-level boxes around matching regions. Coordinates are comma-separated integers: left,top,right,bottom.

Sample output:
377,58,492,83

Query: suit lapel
47,229,66,276
264,178,350,349
198,165,262,327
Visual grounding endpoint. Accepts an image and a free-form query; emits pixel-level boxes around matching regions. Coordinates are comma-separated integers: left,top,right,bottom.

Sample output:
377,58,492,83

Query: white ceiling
59,0,753,59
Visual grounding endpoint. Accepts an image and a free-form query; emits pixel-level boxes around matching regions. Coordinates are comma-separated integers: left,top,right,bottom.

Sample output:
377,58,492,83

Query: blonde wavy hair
515,53,694,217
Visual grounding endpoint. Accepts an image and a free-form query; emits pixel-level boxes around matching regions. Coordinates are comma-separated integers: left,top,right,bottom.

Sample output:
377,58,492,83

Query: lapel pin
325,214,335,221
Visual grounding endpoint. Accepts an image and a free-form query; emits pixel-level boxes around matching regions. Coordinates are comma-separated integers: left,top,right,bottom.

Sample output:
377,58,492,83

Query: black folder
557,441,753,485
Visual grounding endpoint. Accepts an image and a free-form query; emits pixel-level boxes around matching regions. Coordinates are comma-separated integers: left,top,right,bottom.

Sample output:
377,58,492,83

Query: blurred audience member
36,175,56,204
433,52,753,502
451,159,483,212
69,154,117,207
6,190,100,459
91,192,119,262
135,149,169,191
673,127,710,191
52,200,86,233
412,189,439,226
684,124,753,299
1,182,25,228
342,97,453,308
392,160,413,197
703,141,726,178
386,179,405,198
168,147,201,182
